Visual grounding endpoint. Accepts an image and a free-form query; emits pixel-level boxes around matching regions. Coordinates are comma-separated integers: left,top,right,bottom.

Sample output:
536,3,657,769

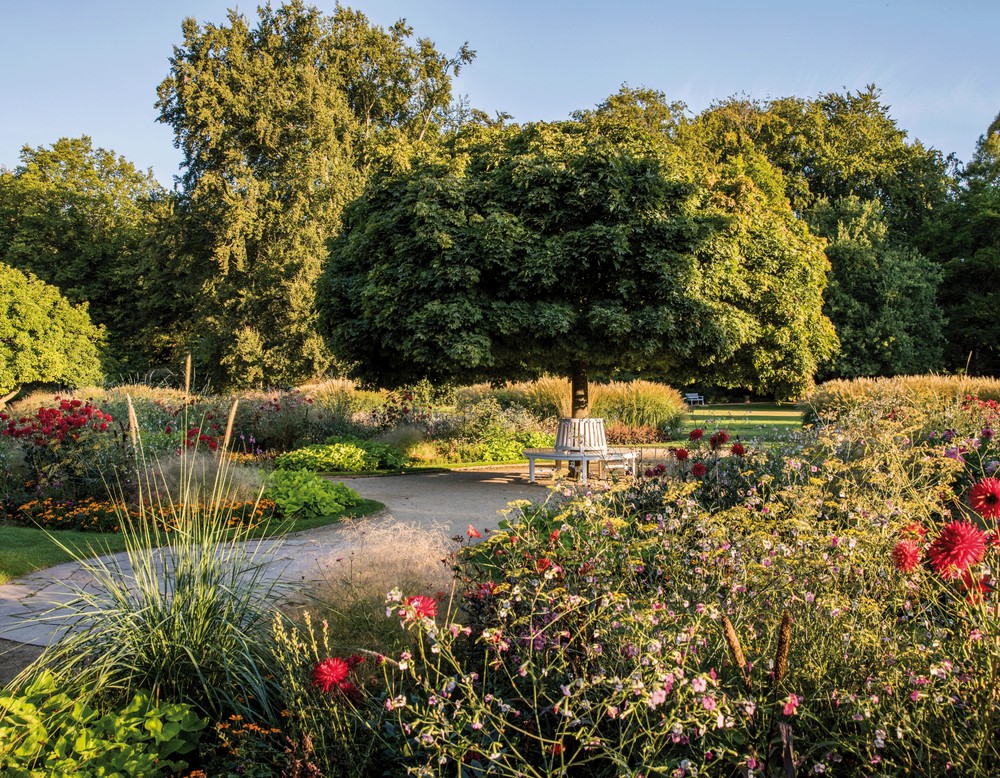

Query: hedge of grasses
807,375,1000,424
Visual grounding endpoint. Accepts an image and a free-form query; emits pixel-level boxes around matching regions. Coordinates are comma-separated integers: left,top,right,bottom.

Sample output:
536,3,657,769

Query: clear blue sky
3,0,998,187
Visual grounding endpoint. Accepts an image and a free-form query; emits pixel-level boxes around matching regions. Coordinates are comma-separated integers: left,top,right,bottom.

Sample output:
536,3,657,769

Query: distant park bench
523,418,637,484
684,392,705,406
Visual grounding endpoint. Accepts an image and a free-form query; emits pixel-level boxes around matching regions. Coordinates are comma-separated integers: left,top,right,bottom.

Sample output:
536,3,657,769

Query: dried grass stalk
722,613,751,690
773,610,793,686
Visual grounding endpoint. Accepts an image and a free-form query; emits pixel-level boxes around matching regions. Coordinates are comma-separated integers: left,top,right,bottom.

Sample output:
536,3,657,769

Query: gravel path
0,467,547,656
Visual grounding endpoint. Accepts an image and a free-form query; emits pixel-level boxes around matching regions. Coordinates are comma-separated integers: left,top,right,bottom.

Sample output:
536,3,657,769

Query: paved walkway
0,468,548,647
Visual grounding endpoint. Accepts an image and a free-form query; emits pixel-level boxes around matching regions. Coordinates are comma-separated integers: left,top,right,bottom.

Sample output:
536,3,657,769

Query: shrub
264,469,361,522
275,438,406,472
302,378,387,419
808,374,1000,425
434,399,553,462
603,420,662,444
457,377,571,419
230,389,336,453
0,671,205,776
0,397,126,502
366,402,1000,775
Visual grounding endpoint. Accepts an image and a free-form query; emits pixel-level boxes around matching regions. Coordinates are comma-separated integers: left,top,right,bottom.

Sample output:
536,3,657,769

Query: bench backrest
555,417,608,453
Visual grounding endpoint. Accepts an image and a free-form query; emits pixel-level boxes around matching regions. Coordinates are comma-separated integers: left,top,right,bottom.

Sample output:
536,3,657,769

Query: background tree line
1,0,997,401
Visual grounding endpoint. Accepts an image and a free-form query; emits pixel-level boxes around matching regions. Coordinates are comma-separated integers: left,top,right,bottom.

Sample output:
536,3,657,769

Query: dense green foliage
0,137,165,372
2,1,997,395
153,1,472,388
684,87,950,379
0,264,104,398
274,437,406,472
264,469,361,520
319,113,835,403
932,112,1000,375
0,673,205,777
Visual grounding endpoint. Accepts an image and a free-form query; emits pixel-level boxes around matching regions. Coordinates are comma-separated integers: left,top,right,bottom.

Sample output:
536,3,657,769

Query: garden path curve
0,468,546,648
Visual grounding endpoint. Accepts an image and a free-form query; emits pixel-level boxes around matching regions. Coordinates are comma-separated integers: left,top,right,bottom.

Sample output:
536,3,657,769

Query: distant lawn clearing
681,402,804,441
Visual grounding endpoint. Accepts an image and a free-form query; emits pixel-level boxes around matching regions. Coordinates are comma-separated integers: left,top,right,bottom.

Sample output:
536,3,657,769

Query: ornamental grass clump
591,379,687,430
20,383,285,724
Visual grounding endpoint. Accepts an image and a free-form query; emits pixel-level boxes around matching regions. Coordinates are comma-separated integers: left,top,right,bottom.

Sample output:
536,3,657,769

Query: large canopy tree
318,115,835,413
0,263,104,403
155,0,472,388
932,112,1000,374
685,88,950,378
0,137,164,371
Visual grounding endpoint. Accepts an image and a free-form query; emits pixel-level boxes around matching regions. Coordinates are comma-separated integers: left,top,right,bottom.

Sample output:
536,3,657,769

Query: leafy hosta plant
0,671,205,777
275,437,406,472
264,468,362,522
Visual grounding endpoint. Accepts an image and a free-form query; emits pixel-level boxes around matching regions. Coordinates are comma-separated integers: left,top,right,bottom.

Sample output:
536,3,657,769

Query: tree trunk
570,361,589,419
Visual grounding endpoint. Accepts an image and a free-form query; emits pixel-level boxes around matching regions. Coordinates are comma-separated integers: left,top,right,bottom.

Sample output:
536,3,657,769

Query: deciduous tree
0,137,163,370
319,115,835,411
155,1,472,388
0,263,104,403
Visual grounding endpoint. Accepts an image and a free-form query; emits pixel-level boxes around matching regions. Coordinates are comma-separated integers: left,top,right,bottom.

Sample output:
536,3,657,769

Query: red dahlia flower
892,539,922,573
312,657,350,693
404,594,438,620
691,463,707,478
709,430,729,450
689,428,703,441
928,521,987,580
960,569,991,603
674,448,689,461
731,443,746,457
970,477,1000,520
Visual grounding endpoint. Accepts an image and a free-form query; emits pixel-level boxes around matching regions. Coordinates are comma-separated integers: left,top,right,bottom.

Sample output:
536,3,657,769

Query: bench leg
528,458,536,483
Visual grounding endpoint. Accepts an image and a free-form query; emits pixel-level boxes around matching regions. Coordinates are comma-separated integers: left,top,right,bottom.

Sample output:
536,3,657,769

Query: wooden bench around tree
523,418,637,484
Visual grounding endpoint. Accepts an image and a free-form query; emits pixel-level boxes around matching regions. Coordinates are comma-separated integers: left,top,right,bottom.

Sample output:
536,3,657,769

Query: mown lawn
680,402,804,441
0,499,383,585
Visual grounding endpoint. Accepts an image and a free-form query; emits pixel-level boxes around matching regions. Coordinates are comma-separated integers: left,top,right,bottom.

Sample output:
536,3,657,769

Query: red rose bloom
674,448,689,461
691,462,707,478
927,521,987,579
312,657,350,693
731,443,746,457
689,429,703,441
970,477,1000,519
892,539,922,573
404,594,438,620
